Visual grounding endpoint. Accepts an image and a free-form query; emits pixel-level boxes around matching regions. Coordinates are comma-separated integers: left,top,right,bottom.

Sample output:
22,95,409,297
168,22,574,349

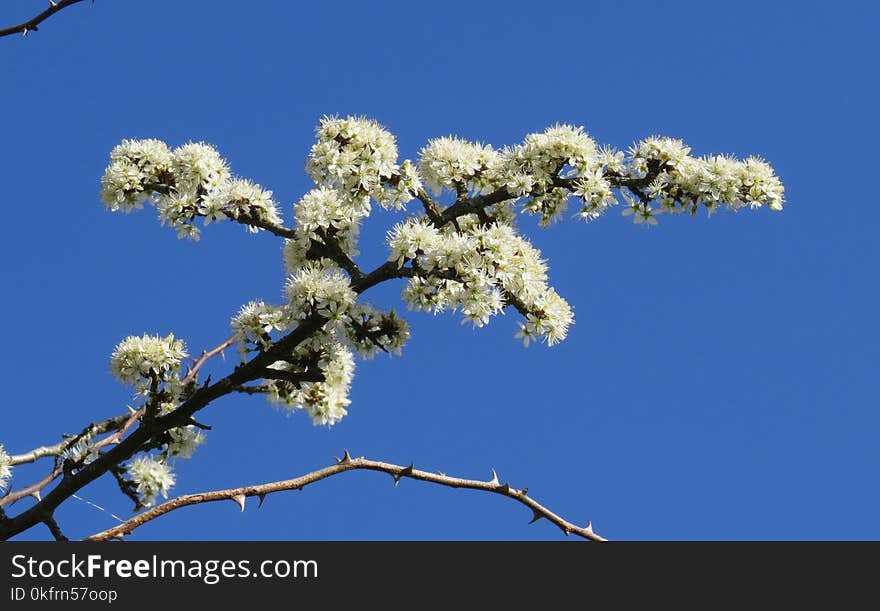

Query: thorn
50,1,58,7
584,521,594,536
257,493,266,508
562,526,571,537
393,463,414,487
231,494,246,512
488,469,499,486
22,28,29,36
113,533,125,541
31,491,42,502
528,509,543,525
126,405,137,414
498,483,511,494
336,449,352,464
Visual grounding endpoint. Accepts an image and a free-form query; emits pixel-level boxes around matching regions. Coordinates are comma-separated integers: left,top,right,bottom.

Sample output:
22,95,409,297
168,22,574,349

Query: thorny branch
86,453,605,541
0,0,88,38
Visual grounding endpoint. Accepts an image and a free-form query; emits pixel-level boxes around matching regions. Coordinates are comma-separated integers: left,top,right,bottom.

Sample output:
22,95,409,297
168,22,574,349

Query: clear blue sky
2,0,876,540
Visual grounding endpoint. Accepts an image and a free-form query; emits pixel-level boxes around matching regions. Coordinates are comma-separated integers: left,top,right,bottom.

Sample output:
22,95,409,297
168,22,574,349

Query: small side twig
43,514,68,541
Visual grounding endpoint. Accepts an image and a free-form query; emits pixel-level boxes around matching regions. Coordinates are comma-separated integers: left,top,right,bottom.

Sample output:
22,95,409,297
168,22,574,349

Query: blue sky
1,0,876,540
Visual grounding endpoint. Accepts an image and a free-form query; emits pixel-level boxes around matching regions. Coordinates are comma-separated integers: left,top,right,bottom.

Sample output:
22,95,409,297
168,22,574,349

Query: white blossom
231,301,291,359
504,124,599,185
623,138,785,218
386,218,443,268
573,167,616,222
267,335,355,426
171,141,230,197
61,436,99,466
0,444,11,491
306,115,400,205
292,186,366,259
167,426,205,459
419,136,502,195
110,333,187,386
285,264,356,322
622,202,659,226
126,455,175,507
100,138,173,212
201,178,281,230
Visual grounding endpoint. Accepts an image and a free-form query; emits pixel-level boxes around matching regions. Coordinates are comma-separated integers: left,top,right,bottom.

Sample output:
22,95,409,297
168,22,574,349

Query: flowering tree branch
86,453,606,542
0,116,784,541
0,0,88,38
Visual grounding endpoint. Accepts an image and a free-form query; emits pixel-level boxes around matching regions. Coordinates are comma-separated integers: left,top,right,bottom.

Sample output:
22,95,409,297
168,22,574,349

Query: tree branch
232,215,297,239
0,468,59,507
9,413,129,466
0,0,88,38
85,453,605,541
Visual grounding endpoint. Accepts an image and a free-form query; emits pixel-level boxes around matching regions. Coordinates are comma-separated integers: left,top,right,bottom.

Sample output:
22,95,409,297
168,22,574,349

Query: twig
43,514,68,541
9,413,129,466
0,0,88,38
0,468,60,507
182,335,236,387
85,454,605,541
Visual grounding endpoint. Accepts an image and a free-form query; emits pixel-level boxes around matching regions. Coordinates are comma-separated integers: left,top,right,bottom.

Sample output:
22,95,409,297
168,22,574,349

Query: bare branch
182,335,236,388
85,455,606,541
0,468,60,508
0,0,88,39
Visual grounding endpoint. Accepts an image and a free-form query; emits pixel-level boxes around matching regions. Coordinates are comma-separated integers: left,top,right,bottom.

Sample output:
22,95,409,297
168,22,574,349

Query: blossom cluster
230,298,409,422
103,115,784,431
265,333,356,426
389,218,573,345
419,136,502,195
626,136,785,217
101,139,280,240
306,115,421,210
110,333,187,392
415,126,784,227
285,263,357,323
0,444,11,491
61,436,99,467
167,425,206,459
231,300,291,359
125,455,175,507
